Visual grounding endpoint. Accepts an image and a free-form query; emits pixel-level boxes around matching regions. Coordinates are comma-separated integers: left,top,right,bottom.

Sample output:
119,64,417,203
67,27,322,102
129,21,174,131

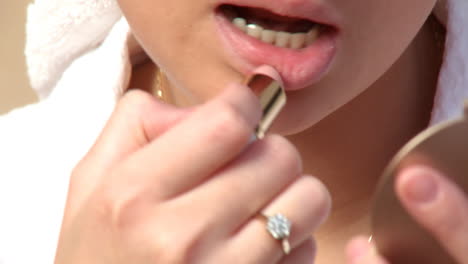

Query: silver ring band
262,213,292,255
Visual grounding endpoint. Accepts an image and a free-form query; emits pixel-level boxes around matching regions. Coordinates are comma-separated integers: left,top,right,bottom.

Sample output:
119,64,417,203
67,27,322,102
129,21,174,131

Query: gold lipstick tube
244,66,286,140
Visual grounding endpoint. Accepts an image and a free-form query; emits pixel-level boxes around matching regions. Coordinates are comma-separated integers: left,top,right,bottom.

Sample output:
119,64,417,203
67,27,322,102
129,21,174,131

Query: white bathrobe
0,0,467,263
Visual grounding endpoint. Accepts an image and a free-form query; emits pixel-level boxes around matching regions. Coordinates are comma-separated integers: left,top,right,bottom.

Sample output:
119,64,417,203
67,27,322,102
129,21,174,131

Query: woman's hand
346,165,468,264
54,85,331,264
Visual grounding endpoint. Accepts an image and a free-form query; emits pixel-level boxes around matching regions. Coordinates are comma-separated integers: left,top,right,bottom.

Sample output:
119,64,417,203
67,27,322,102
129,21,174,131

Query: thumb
346,236,390,264
396,165,468,264
85,90,191,169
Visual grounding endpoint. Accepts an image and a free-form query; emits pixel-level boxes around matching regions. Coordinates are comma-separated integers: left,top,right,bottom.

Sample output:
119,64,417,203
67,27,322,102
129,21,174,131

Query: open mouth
218,5,332,50
214,2,339,90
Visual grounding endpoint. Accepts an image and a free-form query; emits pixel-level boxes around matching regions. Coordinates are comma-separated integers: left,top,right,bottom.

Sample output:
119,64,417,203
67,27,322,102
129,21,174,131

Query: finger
346,236,372,263
69,91,190,206
278,238,316,264
87,90,190,168
177,135,301,232
346,236,389,264
395,165,468,264
226,176,331,264
121,84,262,199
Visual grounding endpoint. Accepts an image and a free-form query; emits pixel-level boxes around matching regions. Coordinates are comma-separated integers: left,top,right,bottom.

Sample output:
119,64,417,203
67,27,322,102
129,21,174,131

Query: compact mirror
371,103,468,264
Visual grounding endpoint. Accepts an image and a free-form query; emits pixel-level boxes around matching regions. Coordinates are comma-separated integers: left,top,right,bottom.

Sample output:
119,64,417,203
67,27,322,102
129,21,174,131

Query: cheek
272,0,437,135
318,0,437,110
337,0,436,89
118,0,198,63
118,0,236,103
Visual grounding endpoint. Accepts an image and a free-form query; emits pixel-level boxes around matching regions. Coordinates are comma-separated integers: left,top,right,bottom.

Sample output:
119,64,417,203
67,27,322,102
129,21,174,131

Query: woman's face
118,0,438,135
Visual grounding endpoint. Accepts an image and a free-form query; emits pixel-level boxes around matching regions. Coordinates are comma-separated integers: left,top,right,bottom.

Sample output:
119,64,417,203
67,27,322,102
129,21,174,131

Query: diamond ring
262,213,292,255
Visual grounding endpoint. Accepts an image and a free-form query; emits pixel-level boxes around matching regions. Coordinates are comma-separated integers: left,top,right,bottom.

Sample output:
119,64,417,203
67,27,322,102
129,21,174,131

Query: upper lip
216,0,341,29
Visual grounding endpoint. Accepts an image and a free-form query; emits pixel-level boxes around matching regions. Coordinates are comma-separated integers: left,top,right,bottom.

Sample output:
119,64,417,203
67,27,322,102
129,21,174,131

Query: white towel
0,10,131,264
0,1,467,263
431,0,468,124
24,0,123,99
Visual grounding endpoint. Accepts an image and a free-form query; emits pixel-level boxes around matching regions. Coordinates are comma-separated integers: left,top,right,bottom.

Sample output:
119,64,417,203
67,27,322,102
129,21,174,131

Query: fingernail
346,236,372,262
220,83,263,129
399,166,440,205
358,245,378,263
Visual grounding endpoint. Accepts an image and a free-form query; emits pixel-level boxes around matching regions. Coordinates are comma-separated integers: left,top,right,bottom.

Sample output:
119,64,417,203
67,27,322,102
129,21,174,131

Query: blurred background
0,0,37,114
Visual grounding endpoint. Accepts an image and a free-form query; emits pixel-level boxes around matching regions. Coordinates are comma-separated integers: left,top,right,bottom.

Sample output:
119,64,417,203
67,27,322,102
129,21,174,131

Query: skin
120,0,438,134
120,0,441,262
55,0,468,263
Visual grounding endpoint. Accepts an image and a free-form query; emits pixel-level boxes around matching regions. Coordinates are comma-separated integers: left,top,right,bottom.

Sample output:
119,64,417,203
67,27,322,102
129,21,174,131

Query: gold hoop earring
154,68,173,104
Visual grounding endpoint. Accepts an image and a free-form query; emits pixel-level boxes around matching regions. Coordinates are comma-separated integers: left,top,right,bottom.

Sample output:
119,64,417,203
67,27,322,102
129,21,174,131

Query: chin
270,117,318,136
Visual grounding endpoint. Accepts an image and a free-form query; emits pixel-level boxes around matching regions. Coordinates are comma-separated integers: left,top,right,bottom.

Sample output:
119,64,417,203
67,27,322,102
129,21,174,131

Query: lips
214,0,341,91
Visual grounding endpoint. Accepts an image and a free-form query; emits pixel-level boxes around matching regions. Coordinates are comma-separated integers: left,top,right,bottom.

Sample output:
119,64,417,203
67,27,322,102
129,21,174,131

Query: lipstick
245,65,286,139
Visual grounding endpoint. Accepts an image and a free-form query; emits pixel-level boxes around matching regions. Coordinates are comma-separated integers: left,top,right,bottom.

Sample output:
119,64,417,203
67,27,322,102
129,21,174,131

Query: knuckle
147,215,206,264
207,100,252,145
94,188,138,231
264,135,303,176
70,161,86,179
91,170,148,232
299,238,317,260
149,234,187,263
301,176,332,223
94,193,201,264
118,89,155,114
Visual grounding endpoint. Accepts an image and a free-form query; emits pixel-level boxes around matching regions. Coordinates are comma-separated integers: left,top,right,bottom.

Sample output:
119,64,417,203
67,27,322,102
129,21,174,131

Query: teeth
233,17,247,31
275,31,291,48
231,17,321,50
261,30,276,44
246,24,263,38
306,27,320,45
290,33,306,49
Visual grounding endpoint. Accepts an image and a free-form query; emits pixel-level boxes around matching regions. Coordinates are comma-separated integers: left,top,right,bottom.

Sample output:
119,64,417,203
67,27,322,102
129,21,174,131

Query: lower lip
215,12,339,91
